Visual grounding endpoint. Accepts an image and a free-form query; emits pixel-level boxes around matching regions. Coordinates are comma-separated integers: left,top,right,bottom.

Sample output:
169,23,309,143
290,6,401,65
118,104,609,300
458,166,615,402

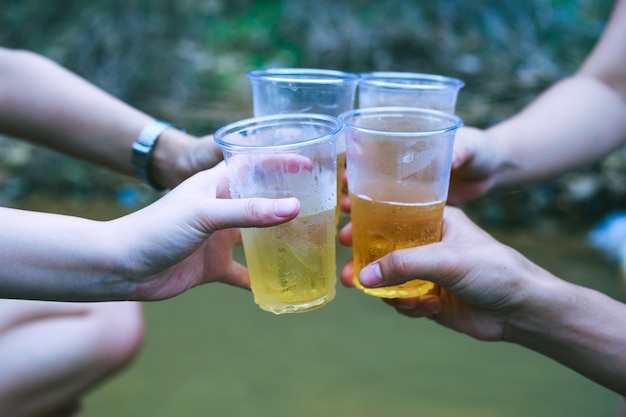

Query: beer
350,192,445,298
241,209,336,314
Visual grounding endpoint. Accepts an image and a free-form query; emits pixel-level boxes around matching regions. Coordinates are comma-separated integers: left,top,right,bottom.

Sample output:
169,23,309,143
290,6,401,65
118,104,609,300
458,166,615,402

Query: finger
260,154,313,174
217,262,252,291
357,207,471,289
451,127,475,170
226,154,314,180
339,258,355,287
358,236,456,289
384,295,443,318
451,140,468,170
338,221,352,246
201,197,301,232
339,192,351,214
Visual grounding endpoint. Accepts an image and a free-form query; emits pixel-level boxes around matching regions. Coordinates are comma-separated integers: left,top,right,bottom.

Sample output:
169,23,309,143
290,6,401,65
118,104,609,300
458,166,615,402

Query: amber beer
350,192,445,298
241,208,337,314
341,107,462,299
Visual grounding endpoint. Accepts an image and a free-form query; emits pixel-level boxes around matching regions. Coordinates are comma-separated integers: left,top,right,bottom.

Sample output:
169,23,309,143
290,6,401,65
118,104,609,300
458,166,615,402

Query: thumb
355,207,472,289
201,197,301,232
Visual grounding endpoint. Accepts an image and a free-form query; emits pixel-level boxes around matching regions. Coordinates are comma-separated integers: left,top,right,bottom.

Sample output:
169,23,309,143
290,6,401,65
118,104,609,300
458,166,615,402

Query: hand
343,206,551,342
447,126,502,205
337,126,501,214
151,132,224,189
110,162,301,301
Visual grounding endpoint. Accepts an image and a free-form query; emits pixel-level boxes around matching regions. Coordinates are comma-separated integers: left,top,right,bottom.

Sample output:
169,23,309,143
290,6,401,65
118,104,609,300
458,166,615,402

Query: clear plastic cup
340,107,463,298
247,68,360,224
214,113,342,314
358,71,464,113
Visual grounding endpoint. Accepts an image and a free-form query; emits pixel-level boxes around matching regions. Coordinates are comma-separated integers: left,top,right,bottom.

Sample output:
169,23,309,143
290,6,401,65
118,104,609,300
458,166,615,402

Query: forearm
487,75,626,189
485,0,626,190
0,48,150,176
0,207,131,301
507,276,626,395
0,47,208,187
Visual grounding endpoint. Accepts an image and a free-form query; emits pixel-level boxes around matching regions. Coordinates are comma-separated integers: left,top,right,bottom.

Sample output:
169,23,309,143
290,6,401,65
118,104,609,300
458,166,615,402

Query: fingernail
359,263,383,287
273,198,299,217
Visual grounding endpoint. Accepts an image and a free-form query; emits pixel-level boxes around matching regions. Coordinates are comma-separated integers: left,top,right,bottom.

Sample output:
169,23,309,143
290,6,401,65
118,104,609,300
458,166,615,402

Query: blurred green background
1,0,623,228
1,0,626,415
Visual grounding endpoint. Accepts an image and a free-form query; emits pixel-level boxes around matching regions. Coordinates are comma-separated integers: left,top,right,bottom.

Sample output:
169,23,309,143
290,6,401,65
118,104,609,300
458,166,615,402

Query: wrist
149,128,195,189
482,127,520,191
504,270,595,356
152,131,224,189
131,120,178,190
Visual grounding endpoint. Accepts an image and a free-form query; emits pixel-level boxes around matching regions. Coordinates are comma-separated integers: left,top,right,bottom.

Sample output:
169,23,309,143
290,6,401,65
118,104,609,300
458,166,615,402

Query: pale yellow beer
241,209,336,314
350,192,445,298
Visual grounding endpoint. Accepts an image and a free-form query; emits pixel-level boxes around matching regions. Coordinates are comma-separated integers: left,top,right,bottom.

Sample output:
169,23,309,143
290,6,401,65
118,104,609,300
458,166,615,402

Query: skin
339,0,626,409
0,47,223,190
0,165,300,301
0,46,304,302
342,207,626,396
448,0,626,203
0,301,144,417
0,46,300,416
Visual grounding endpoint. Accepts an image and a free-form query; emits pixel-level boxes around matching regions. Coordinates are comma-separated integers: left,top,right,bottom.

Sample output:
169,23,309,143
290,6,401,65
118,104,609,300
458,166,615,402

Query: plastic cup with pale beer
214,113,342,313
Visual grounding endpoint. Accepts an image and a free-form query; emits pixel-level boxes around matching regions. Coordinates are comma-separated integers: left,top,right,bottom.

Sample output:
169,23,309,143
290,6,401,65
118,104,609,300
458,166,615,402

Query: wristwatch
131,120,174,190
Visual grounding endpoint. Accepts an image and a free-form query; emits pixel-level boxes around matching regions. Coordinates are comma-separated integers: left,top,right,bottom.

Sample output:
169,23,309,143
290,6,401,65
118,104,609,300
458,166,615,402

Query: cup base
356,279,435,299
256,290,336,315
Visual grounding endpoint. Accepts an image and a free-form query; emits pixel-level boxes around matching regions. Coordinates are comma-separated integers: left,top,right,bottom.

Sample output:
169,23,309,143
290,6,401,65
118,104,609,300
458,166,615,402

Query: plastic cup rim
214,113,343,151
246,67,361,87
359,71,465,90
339,106,464,137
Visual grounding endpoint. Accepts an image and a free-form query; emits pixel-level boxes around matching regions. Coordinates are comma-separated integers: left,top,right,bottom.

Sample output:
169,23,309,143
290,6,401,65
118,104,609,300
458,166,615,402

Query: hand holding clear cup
214,113,341,314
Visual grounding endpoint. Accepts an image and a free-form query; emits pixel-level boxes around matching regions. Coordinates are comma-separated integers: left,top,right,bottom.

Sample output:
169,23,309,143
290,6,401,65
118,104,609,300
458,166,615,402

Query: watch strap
131,120,174,190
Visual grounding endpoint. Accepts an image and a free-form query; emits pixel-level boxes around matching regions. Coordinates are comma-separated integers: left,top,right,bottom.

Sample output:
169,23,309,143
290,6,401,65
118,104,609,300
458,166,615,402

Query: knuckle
387,250,414,277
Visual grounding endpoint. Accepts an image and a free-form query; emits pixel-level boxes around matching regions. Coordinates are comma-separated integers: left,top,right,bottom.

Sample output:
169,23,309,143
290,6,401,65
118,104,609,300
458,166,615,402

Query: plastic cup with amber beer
247,68,360,224
358,71,464,113
340,107,463,298
214,113,342,314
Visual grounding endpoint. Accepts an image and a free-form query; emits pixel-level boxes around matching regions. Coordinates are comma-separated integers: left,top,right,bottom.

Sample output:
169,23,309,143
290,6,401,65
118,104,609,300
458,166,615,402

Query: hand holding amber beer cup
214,113,341,314
339,107,463,298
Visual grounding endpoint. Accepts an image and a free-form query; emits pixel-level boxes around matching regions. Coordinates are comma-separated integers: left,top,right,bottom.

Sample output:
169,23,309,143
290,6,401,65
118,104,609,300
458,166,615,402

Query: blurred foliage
0,0,612,126
0,0,624,226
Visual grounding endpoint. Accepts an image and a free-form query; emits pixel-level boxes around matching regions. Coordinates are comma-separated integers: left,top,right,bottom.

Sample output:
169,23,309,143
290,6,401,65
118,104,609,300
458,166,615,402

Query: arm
0,47,222,188
449,0,626,203
0,165,300,301
346,207,626,395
